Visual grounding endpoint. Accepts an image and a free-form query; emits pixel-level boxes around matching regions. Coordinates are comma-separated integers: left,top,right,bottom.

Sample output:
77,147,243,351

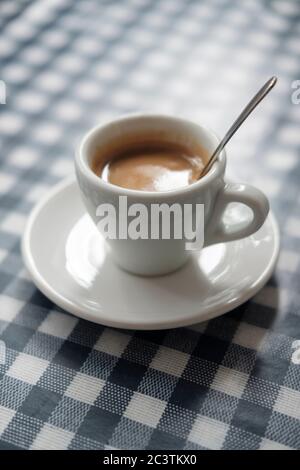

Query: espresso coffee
94,142,206,192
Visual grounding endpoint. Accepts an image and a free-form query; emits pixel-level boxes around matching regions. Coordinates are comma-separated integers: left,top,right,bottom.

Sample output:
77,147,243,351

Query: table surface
0,0,300,450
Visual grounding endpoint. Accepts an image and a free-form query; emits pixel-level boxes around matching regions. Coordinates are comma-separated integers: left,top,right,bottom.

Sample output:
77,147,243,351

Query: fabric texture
0,0,300,450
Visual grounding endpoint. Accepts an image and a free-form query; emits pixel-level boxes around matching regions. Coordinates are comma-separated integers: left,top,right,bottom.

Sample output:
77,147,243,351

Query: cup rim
76,113,226,198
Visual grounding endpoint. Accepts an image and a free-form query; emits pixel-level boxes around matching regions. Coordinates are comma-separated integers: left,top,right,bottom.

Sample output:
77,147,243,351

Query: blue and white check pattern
0,0,300,450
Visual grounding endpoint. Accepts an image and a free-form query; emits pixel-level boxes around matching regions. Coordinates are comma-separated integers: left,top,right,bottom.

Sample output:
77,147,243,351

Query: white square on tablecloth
286,217,300,238
259,438,293,450
0,405,16,435
65,372,106,405
274,386,300,420
150,346,190,377
0,295,24,322
94,328,131,357
38,310,78,339
233,323,267,351
1,213,27,236
31,424,75,450
188,416,229,449
211,366,249,399
277,250,300,272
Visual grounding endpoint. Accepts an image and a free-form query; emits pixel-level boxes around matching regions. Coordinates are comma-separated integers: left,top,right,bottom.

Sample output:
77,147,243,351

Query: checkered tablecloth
0,0,300,451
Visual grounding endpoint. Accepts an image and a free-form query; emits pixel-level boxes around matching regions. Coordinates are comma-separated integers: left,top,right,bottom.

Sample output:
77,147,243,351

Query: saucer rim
22,177,280,330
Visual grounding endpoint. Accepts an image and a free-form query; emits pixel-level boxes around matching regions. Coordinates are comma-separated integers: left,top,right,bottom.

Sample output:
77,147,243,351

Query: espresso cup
75,114,269,276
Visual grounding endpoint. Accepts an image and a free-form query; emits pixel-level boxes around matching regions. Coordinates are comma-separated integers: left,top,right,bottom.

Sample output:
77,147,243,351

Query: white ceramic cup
75,114,269,276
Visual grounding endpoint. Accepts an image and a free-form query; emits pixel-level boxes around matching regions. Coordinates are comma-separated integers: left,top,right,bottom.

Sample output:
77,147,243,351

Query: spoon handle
202,76,277,176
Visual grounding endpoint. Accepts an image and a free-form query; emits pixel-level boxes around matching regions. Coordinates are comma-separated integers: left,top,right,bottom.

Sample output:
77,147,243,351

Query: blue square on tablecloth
192,335,229,363
1,323,34,352
108,358,147,390
19,386,61,421
52,340,91,370
148,429,186,450
169,380,208,412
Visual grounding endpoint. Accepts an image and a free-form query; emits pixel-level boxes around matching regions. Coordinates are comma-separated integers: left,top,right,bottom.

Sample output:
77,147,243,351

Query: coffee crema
94,142,206,192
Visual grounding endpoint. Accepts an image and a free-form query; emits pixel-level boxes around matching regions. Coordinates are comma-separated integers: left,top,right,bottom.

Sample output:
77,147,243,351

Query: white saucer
22,177,280,330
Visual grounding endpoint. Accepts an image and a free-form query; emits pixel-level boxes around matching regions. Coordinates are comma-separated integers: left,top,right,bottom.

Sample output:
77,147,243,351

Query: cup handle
205,182,269,246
